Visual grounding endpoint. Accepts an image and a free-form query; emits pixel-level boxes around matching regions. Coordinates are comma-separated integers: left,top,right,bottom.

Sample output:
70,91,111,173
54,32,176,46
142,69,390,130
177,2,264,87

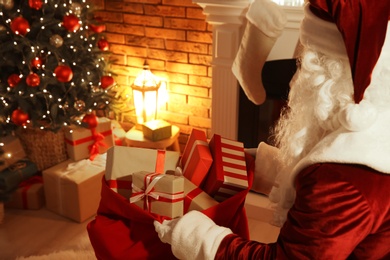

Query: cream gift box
105,146,180,199
202,134,248,202
142,119,172,141
131,171,184,219
42,154,106,222
183,177,218,213
64,117,114,161
0,135,26,172
180,128,213,187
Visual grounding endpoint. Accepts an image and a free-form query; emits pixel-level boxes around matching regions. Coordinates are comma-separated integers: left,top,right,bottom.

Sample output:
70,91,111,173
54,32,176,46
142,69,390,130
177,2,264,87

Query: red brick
148,49,188,63
168,102,208,118
105,33,125,44
164,17,206,31
106,2,143,14
154,72,188,85
166,62,207,76
106,23,144,36
168,82,208,97
188,75,212,88
188,96,211,108
93,11,123,23
109,44,147,57
165,40,208,54
158,110,188,125
123,14,163,27
124,35,165,49
187,31,212,44
189,116,211,129
189,54,212,66
124,0,161,4
145,27,186,40
162,0,198,7
144,5,185,17
109,53,126,65
186,7,206,20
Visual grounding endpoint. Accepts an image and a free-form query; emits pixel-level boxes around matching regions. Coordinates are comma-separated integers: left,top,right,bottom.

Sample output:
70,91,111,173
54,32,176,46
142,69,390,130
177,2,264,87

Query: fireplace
192,0,304,147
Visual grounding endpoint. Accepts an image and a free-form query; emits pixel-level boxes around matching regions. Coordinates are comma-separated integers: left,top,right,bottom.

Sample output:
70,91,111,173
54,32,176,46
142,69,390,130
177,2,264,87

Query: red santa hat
301,0,390,104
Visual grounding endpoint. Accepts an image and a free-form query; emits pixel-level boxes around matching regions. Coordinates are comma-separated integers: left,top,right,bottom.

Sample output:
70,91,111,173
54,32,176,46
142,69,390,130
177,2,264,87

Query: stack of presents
0,116,250,224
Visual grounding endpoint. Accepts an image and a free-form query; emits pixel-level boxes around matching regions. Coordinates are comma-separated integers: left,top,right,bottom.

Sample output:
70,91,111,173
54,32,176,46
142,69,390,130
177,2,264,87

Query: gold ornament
74,100,86,111
0,0,14,10
49,34,64,48
70,2,82,16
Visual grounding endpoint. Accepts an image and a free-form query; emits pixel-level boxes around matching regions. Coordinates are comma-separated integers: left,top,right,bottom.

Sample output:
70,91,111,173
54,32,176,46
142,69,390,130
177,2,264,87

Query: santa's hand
154,211,232,260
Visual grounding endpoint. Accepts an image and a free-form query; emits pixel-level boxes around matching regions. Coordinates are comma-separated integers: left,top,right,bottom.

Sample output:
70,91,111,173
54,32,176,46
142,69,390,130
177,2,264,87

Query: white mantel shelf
193,0,304,141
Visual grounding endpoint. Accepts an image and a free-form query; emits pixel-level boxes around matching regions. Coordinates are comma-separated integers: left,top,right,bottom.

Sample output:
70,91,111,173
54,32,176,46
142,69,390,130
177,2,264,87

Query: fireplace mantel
193,0,303,141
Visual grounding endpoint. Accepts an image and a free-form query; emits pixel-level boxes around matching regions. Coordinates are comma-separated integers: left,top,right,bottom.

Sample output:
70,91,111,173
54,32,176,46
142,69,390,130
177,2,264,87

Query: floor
0,192,280,259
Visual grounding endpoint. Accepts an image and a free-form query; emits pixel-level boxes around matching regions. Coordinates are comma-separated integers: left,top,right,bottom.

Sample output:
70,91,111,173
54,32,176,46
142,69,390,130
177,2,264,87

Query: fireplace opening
238,59,297,148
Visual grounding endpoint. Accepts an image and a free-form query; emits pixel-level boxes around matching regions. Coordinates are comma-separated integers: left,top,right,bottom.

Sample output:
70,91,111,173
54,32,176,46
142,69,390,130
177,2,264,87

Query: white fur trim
300,4,348,60
247,0,287,38
338,100,378,131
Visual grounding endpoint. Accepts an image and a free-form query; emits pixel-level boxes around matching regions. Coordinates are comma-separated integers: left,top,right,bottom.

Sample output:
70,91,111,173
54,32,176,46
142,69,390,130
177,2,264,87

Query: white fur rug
16,234,96,260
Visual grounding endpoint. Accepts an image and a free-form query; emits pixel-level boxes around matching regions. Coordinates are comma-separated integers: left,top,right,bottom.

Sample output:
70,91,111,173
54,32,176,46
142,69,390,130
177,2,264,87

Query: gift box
183,177,218,213
142,119,172,141
42,154,106,222
5,176,45,210
64,117,114,161
179,129,213,186
131,171,184,218
0,159,39,193
0,135,27,172
111,120,127,146
202,134,248,201
105,146,180,199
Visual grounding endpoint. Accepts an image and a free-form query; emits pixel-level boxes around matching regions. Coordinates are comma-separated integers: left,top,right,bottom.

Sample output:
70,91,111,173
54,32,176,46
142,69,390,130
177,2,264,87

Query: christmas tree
0,0,114,135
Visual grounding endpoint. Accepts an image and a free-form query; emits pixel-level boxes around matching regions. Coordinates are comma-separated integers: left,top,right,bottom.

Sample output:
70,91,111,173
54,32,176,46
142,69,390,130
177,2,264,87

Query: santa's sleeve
215,163,374,259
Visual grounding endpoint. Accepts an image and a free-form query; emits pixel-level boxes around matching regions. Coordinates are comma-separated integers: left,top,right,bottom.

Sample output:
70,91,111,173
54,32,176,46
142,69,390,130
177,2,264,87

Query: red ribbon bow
88,128,108,161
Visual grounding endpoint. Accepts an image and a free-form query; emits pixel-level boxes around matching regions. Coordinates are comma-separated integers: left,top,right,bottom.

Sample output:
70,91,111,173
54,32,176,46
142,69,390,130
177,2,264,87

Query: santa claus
154,0,390,259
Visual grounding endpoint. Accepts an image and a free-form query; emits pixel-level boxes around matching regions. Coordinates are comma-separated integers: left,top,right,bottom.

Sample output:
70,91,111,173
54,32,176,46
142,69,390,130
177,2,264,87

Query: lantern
131,61,161,125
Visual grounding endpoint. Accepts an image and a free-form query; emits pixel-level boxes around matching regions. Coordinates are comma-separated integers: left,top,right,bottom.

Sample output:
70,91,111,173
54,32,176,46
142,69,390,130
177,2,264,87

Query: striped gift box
202,134,248,202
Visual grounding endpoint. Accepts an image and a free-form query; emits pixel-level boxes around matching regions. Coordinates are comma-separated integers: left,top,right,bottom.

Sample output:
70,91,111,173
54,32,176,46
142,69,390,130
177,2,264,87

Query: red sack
87,154,254,260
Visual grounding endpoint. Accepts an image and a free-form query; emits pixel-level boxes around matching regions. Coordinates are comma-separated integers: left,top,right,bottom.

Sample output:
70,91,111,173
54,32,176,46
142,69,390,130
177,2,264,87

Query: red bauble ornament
29,0,43,10
100,75,115,89
54,65,73,82
89,24,106,33
63,14,80,32
11,109,29,126
7,74,21,87
97,39,109,51
26,73,40,87
10,17,30,36
82,114,98,129
31,57,43,69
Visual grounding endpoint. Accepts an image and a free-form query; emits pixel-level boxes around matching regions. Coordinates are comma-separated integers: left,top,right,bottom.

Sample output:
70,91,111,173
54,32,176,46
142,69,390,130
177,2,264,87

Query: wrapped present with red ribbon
131,171,184,219
179,128,213,187
183,177,218,213
0,135,27,172
111,120,127,146
0,159,38,193
64,117,114,161
5,176,44,210
42,154,106,222
105,146,180,199
202,134,248,202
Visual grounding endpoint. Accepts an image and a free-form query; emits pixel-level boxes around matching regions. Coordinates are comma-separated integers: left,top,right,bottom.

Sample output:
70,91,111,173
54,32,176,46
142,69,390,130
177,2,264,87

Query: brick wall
90,0,213,151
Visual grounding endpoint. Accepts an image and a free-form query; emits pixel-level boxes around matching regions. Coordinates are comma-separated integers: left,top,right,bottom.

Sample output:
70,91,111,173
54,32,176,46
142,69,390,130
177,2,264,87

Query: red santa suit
154,0,390,259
